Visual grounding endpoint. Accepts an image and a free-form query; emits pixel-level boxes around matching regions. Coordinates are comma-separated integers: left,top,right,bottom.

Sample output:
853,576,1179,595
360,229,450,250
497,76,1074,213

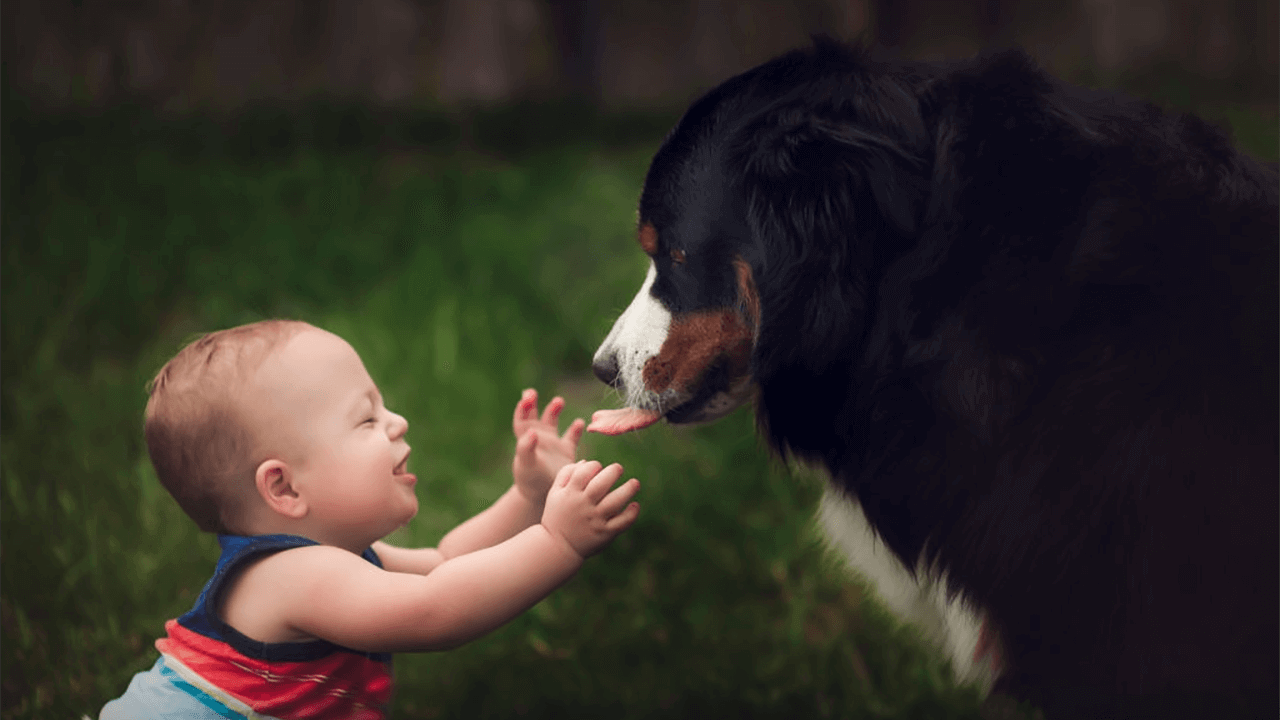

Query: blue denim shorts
98,655,261,720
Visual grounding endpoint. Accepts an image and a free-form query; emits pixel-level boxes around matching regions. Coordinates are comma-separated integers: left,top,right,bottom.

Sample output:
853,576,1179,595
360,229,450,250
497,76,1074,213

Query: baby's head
145,320,416,544
145,320,312,533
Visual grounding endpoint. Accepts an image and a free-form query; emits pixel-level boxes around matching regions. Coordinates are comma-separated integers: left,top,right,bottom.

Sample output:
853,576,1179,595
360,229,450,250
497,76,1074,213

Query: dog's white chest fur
818,487,996,693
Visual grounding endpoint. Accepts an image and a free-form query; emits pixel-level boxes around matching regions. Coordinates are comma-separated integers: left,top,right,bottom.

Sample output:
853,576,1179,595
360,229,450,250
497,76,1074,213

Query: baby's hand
512,389,586,504
541,461,640,558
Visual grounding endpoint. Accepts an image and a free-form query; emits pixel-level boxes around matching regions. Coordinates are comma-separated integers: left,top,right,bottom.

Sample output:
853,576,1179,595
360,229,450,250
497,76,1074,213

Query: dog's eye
670,248,686,265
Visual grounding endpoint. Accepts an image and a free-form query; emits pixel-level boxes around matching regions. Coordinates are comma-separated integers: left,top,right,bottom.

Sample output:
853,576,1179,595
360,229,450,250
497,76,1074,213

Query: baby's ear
255,459,307,519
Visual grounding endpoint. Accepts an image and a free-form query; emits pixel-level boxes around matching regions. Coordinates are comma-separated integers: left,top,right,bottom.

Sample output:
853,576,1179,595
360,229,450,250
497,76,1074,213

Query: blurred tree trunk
439,0,512,104
1,0,1273,112
875,0,1012,52
978,0,1013,49
873,0,907,48
547,0,602,103
696,0,747,84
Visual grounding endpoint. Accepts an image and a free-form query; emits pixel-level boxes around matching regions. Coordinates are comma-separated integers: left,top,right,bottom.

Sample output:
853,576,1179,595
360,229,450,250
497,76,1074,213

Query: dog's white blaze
818,488,996,694
594,262,671,408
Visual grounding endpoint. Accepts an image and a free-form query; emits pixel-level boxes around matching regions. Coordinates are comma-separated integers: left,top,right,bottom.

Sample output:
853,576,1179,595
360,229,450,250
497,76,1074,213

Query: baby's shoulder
220,544,378,643
237,543,377,591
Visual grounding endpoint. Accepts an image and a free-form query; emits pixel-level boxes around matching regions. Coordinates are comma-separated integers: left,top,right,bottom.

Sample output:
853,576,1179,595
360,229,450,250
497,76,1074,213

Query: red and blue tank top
104,533,393,719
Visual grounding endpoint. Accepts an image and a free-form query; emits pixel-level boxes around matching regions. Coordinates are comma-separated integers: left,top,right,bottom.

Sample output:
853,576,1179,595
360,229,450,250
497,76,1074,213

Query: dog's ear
734,105,929,257
820,118,927,237
730,99,930,383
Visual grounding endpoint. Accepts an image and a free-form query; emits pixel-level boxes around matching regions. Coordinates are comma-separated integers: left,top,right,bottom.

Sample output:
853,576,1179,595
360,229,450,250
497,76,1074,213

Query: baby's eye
362,417,377,425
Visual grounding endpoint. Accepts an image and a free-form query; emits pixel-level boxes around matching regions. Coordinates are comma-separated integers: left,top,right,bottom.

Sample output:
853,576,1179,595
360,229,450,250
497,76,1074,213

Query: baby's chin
384,498,419,535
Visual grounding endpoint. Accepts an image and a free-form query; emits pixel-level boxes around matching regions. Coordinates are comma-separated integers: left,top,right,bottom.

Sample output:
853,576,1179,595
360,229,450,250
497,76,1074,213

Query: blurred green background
3,24,1277,717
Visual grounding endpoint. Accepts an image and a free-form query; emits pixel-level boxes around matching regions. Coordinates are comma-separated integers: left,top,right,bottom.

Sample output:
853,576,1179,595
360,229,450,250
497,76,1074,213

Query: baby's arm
373,485,542,575
269,462,639,652
375,390,582,574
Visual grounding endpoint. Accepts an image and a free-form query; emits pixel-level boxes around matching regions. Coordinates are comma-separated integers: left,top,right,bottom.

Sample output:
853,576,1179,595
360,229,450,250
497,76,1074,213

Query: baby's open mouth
393,454,410,476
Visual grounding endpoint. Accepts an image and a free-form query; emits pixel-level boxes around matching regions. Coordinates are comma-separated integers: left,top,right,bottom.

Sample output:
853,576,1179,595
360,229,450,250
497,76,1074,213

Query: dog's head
590,37,931,437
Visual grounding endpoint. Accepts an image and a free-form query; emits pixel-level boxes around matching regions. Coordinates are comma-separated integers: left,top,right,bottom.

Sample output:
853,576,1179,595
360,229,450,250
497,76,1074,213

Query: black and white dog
587,37,1278,719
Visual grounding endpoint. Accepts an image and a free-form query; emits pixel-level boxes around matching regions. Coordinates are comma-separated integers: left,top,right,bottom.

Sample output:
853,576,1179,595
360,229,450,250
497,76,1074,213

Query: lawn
2,94,1273,719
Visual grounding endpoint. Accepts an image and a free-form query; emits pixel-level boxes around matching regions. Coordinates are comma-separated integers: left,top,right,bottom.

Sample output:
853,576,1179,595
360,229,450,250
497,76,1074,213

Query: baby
100,319,640,719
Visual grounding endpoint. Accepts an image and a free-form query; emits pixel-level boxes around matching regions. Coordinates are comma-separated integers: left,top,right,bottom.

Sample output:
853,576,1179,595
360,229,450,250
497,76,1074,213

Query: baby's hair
145,319,312,534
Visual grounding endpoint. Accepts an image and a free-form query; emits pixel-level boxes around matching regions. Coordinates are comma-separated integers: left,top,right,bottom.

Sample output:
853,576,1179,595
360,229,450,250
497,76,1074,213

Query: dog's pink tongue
587,407,662,435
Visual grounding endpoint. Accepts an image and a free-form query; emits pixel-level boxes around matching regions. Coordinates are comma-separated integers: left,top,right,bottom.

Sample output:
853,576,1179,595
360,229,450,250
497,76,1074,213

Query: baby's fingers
516,429,539,461
513,389,538,428
541,396,565,428
597,477,640,517
559,460,602,491
553,461,578,488
604,500,640,533
562,417,585,450
584,462,625,501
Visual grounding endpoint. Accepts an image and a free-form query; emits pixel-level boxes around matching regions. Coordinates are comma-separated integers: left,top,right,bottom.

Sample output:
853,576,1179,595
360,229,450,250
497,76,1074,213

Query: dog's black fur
636,38,1278,718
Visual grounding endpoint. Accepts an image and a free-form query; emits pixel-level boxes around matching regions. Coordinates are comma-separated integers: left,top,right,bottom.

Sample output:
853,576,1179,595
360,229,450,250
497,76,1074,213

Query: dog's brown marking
639,223,658,255
972,616,1004,676
642,310,752,394
734,257,760,336
671,248,686,264
642,256,759,395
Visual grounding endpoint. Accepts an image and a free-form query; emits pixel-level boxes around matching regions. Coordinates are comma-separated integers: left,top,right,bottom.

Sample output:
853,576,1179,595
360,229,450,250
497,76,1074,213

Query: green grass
0,119,989,719
2,99,1273,719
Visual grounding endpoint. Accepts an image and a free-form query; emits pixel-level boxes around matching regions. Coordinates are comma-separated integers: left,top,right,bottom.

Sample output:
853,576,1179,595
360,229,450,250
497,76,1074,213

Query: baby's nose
388,411,409,438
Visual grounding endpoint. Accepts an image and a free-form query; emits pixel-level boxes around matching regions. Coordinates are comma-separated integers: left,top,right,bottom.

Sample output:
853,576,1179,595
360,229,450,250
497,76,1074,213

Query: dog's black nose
592,354,620,388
